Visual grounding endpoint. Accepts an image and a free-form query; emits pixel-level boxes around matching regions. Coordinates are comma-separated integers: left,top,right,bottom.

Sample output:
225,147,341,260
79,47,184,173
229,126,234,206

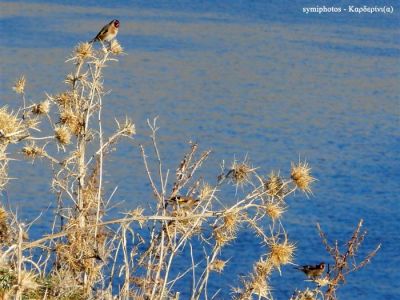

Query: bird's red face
114,20,120,28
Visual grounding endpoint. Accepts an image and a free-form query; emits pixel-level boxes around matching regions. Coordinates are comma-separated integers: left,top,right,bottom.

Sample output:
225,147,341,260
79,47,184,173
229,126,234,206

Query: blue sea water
0,0,399,299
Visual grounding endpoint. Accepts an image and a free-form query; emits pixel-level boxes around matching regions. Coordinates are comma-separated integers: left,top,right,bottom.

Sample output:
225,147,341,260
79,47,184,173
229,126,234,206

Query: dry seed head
12,75,26,94
32,100,50,115
249,275,270,298
110,40,124,55
265,171,285,197
0,107,25,142
75,42,93,61
199,183,213,201
231,161,253,185
22,143,44,158
224,212,239,233
129,207,145,226
313,276,331,287
290,160,315,195
292,289,316,300
117,118,136,136
19,271,40,292
55,92,74,107
255,258,273,278
65,73,75,86
60,110,83,135
265,202,286,221
0,206,9,243
0,207,7,224
214,226,235,247
268,238,296,269
55,126,71,145
209,259,227,273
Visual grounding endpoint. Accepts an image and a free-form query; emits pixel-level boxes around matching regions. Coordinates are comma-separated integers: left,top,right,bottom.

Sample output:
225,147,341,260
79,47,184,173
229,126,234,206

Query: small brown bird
295,262,326,279
90,19,120,44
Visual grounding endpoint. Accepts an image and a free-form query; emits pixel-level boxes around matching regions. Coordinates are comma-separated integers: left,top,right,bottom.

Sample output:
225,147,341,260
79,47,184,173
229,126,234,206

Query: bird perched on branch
166,196,200,210
295,262,326,279
90,19,120,44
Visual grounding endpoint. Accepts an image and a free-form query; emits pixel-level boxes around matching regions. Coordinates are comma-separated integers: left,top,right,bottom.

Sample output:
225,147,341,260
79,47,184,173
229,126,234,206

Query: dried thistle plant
267,234,296,271
291,160,315,195
32,100,50,115
54,125,72,145
12,75,26,94
0,39,380,300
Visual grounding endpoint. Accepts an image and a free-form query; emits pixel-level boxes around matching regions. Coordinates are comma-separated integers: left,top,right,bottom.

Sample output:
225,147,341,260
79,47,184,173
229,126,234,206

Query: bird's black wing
90,21,112,43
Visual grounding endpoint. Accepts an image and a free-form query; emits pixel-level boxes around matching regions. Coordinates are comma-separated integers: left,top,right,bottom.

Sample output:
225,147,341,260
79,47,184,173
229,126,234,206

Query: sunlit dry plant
317,220,381,300
74,42,93,62
0,107,26,143
116,117,136,136
32,100,50,115
267,234,296,271
255,258,274,278
22,142,44,159
59,109,83,135
291,160,315,195
0,206,9,244
110,40,124,55
209,259,227,273
54,125,71,145
12,75,25,94
54,91,74,108
230,159,255,187
1,39,380,300
265,202,286,221
265,171,285,198
18,271,40,294
199,182,213,201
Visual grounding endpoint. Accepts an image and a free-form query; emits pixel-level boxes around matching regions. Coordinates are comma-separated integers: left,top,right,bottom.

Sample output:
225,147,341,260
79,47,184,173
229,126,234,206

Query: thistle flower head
22,142,44,158
0,206,9,243
265,171,285,197
199,183,213,201
0,106,25,143
265,202,286,221
210,259,227,273
247,275,271,298
116,118,136,136
255,258,273,278
55,126,71,145
75,42,93,61
19,271,40,292
110,40,124,55
55,92,74,108
60,109,83,135
268,235,296,270
230,159,255,186
13,75,26,94
223,212,239,234
129,207,145,227
291,160,315,195
32,100,50,115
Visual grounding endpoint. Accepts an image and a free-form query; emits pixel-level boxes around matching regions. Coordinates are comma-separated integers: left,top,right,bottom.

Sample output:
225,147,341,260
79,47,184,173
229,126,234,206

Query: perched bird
295,262,326,279
90,19,120,44
166,196,200,209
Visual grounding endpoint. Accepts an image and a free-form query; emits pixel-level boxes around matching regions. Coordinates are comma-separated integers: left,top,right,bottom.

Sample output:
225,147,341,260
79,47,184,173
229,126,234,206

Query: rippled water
1,1,399,299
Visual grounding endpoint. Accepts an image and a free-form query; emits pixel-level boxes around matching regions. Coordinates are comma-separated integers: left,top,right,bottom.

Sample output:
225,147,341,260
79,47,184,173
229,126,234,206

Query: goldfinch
90,19,120,44
166,196,200,209
295,262,326,279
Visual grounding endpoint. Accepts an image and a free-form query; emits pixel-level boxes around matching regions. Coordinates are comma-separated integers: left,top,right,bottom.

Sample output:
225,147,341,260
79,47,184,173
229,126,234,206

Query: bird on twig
294,262,326,279
166,196,200,210
90,19,120,44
